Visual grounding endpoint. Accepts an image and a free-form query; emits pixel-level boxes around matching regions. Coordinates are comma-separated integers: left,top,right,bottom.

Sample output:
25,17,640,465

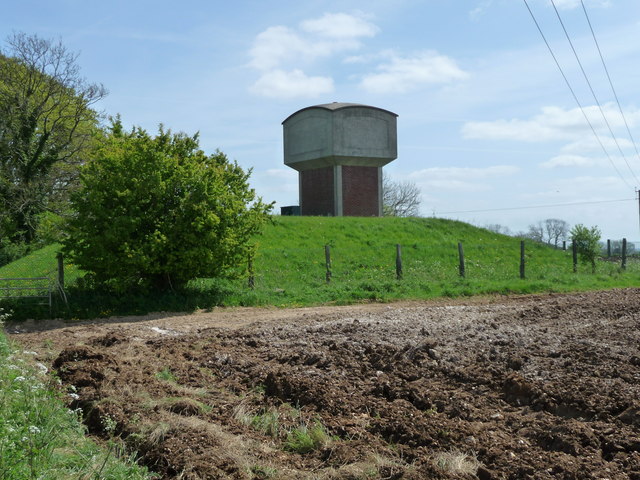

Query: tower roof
282,102,397,124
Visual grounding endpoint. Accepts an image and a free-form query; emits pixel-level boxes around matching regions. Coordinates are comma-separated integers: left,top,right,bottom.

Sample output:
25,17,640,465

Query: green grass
2,216,640,319
283,420,331,454
0,311,155,479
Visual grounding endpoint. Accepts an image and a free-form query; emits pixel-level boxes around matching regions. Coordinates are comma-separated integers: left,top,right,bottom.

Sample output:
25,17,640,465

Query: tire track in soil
8,289,640,479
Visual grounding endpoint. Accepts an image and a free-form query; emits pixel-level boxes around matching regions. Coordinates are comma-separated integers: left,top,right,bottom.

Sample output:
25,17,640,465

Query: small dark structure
283,102,398,216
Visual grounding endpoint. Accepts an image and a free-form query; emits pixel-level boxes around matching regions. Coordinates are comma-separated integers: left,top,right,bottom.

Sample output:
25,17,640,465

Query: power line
580,0,640,172
437,197,634,215
550,0,640,184
522,0,633,190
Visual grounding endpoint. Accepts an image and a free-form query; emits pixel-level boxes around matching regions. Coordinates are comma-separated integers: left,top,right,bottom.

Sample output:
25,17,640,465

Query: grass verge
2,217,640,320
0,309,155,479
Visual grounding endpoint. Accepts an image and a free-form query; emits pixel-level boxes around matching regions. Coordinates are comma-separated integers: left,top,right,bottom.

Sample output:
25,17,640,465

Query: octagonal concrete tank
283,102,397,217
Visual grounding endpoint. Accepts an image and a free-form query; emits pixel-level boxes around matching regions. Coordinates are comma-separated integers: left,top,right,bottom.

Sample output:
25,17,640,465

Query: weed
432,449,482,475
0,328,154,479
250,464,278,478
146,422,172,446
234,404,280,438
250,410,280,438
155,367,177,383
284,420,330,454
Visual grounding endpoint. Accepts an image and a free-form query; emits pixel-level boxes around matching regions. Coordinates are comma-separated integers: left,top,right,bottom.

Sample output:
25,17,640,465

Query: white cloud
360,51,468,94
300,12,378,39
408,165,519,191
561,136,633,154
248,26,305,71
469,1,493,20
462,104,640,143
250,69,334,99
539,154,602,168
248,12,379,98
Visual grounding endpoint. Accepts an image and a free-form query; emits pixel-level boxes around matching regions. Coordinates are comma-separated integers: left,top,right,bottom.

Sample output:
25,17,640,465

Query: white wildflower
14,376,26,382
69,393,79,400
28,426,41,435
35,363,48,374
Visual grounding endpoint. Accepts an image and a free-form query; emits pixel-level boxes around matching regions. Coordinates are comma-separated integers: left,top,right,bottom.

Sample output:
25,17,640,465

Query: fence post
622,238,627,270
458,242,465,278
56,252,64,290
396,244,403,280
607,239,611,258
325,245,332,283
572,240,578,273
247,252,255,289
563,240,566,251
520,240,525,279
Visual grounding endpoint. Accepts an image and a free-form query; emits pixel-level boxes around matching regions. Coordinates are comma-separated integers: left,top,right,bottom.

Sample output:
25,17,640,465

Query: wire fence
1,237,638,315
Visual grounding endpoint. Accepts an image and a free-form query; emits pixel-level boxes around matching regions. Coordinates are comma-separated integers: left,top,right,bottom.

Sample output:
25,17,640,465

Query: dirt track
7,289,640,479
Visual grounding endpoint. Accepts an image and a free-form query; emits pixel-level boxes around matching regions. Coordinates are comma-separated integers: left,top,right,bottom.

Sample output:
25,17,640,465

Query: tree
382,174,421,217
485,223,512,236
526,218,570,247
526,222,544,243
63,123,273,292
0,32,106,244
570,224,601,273
543,218,569,248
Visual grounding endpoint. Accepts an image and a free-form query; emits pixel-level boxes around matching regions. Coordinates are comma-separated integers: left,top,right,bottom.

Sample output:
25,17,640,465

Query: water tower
283,102,397,216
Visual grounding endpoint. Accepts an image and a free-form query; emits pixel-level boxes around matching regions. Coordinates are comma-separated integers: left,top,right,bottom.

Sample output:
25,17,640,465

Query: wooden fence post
607,239,611,257
247,252,255,289
520,240,525,279
56,252,64,290
563,240,566,251
458,242,465,278
325,245,332,283
572,240,578,273
622,238,627,270
396,244,403,280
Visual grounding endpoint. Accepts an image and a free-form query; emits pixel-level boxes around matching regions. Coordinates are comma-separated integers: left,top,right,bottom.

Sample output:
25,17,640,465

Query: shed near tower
283,102,398,216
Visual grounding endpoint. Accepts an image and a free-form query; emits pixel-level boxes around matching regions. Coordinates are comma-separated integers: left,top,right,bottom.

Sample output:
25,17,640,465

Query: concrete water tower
283,102,397,216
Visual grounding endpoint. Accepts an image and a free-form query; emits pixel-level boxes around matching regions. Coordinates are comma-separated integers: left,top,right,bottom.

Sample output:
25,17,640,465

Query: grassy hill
238,216,638,305
1,216,638,318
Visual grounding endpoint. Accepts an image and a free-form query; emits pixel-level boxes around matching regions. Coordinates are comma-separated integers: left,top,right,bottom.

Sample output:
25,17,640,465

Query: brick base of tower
300,165,381,216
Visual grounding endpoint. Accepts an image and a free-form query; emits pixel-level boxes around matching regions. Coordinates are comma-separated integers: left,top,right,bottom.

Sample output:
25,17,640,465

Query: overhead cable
550,0,640,184
580,0,640,173
522,0,633,190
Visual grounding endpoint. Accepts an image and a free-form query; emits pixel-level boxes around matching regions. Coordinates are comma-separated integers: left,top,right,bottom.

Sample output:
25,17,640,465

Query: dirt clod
9,288,640,479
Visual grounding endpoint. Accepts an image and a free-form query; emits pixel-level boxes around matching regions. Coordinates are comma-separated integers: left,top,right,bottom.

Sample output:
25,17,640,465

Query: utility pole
637,188,640,235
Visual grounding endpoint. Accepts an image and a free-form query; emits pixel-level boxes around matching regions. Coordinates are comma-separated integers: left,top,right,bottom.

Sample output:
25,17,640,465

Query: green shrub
64,122,273,292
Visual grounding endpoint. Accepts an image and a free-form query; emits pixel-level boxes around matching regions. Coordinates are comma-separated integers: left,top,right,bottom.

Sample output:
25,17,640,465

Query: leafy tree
0,32,106,244
63,123,273,291
383,173,421,217
570,224,601,273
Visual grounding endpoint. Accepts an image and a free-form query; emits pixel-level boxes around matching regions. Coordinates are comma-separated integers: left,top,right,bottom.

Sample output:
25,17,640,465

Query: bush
63,123,273,292
570,224,601,273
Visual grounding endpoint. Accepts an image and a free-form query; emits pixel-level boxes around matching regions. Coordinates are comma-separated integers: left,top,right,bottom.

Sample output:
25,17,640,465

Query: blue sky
3,0,640,238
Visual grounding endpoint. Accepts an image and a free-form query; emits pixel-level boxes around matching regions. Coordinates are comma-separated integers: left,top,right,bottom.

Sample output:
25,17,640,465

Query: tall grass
2,216,639,319
0,309,154,479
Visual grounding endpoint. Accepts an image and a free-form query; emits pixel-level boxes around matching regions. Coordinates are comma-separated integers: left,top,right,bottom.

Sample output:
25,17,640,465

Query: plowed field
7,289,640,479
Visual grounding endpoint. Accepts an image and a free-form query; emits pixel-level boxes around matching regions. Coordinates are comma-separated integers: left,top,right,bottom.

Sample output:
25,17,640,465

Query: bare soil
7,289,640,479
